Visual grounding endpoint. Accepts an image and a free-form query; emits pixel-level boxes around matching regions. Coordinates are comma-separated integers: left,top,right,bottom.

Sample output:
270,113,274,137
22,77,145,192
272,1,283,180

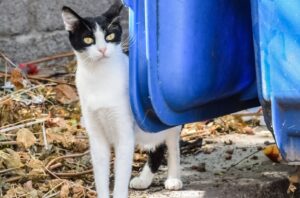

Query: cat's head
62,3,123,62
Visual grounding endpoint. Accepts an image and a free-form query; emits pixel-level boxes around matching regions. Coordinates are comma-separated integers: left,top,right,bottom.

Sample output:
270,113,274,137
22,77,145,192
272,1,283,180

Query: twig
0,71,75,86
227,150,261,171
45,166,62,179
0,52,18,67
22,51,74,65
44,191,60,198
0,83,56,104
46,150,90,169
42,180,65,198
0,166,23,174
54,169,93,177
26,75,75,86
0,52,32,86
0,118,48,133
45,151,91,178
4,175,22,183
0,141,19,146
233,112,263,117
49,163,63,170
42,121,49,150
0,118,38,130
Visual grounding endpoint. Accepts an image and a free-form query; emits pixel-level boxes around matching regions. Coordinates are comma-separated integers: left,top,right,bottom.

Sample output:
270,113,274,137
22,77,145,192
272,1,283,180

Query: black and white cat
62,3,182,198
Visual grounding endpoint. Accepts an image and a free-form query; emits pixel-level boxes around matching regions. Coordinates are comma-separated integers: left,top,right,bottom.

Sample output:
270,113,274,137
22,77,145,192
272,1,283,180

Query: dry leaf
0,149,23,169
87,190,97,198
23,180,33,190
10,68,24,90
243,126,254,135
4,186,27,198
60,183,70,198
263,144,282,162
46,128,76,148
72,184,85,198
16,128,36,148
55,84,79,104
27,158,44,169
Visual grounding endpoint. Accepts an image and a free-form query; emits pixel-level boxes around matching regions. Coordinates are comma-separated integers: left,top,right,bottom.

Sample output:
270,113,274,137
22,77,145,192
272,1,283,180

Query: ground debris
0,52,264,197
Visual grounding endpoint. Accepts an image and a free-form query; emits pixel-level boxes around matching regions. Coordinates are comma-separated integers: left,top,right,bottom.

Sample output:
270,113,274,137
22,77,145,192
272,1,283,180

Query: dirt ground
129,126,294,198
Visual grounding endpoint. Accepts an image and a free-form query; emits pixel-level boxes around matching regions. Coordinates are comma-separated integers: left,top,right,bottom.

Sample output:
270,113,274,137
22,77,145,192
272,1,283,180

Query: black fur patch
62,3,123,52
148,144,166,173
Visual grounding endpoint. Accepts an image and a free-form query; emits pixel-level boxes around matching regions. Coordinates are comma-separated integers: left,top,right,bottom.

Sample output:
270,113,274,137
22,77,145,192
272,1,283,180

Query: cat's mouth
97,54,108,60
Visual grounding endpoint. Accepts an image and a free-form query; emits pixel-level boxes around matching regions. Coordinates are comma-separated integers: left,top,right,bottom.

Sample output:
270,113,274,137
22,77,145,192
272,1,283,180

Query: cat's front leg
113,125,135,198
84,111,111,198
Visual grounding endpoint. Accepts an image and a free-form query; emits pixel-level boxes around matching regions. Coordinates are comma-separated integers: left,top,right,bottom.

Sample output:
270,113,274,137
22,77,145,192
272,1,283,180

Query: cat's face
62,3,123,62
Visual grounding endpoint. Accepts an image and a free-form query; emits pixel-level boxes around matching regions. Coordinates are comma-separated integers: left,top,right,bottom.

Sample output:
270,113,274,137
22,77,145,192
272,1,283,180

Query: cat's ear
103,2,123,23
62,6,82,32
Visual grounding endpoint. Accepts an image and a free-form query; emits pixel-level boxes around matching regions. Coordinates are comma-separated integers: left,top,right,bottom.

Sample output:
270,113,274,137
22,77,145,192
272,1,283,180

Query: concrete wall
0,0,128,63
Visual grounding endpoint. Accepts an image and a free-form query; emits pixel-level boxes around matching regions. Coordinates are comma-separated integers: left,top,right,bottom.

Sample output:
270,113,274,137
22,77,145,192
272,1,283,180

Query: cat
61,3,182,198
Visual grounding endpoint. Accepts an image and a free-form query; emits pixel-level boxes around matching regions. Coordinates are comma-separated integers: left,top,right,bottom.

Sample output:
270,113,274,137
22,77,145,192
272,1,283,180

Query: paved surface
129,126,294,198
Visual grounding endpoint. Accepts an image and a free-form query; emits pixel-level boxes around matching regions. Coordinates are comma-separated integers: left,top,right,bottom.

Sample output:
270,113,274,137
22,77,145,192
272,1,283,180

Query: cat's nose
99,47,107,54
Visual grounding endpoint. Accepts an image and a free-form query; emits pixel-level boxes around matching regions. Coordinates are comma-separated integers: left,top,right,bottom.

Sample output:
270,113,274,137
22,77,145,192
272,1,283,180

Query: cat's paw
129,176,152,189
164,178,183,190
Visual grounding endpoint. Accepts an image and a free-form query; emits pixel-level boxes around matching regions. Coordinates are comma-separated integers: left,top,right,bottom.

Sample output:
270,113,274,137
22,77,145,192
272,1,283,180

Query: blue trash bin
125,0,259,132
251,0,300,162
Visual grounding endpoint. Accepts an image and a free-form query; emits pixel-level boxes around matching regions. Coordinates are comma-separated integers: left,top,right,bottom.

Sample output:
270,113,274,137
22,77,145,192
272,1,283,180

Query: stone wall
0,0,128,63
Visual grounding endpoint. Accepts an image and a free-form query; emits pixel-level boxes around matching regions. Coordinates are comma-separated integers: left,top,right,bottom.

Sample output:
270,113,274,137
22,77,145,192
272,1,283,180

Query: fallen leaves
55,84,79,105
0,149,23,169
16,128,36,148
60,182,70,198
10,68,25,90
263,144,282,163
288,167,300,195
0,53,272,197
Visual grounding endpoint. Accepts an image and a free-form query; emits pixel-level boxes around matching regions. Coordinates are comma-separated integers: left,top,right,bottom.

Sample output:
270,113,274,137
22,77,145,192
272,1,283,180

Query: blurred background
0,0,128,63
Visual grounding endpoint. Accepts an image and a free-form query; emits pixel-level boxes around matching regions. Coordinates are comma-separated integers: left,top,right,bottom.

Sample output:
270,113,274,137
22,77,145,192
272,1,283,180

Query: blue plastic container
251,0,300,162
125,0,259,132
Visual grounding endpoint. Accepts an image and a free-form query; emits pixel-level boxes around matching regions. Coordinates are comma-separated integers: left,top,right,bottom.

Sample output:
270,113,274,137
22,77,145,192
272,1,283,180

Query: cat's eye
83,37,94,45
106,33,115,41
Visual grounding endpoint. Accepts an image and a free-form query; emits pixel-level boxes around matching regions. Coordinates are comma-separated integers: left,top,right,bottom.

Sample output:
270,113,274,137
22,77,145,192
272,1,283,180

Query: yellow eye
83,37,94,44
106,33,115,41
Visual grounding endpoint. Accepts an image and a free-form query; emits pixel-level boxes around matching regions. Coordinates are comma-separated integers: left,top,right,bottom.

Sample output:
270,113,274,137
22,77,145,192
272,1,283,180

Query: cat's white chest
76,56,128,111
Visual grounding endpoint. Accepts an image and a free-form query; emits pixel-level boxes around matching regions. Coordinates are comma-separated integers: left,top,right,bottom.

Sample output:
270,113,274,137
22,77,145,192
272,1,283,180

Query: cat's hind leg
129,145,166,189
164,129,183,190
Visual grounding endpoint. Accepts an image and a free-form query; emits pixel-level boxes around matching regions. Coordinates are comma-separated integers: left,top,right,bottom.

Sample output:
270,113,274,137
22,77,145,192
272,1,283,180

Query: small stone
224,139,233,145
191,163,206,172
243,126,254,135
257,146,263,151
205,139,215,144
225,148,234,155
225,154,232,160
214,171,225,176
242,148,247,151
202,146,215,154
251,155,258,160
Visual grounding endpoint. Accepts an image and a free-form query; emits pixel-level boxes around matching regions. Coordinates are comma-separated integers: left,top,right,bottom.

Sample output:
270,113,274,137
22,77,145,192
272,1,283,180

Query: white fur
73,24,182,198
129,163,154,189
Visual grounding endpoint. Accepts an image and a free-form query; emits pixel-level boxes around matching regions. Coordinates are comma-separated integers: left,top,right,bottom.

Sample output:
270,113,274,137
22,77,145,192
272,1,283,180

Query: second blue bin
251,0,300,162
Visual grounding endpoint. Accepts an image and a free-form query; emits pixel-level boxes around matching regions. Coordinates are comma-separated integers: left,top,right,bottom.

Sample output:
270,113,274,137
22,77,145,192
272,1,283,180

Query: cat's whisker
107,16,121,30
121,35,137,50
